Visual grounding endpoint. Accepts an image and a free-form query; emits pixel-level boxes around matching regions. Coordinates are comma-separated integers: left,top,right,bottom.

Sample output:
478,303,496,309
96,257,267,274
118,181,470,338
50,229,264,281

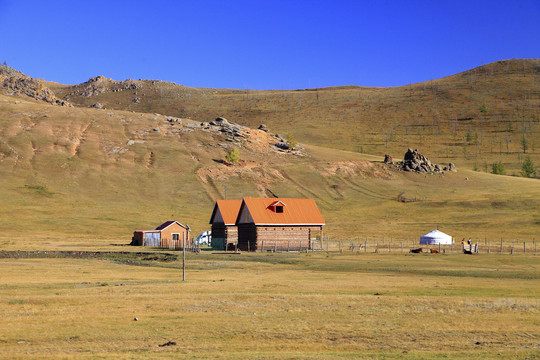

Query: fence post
339,240,342,254
401,241,403,253
511,242,514,255
500,238,503,253
274,241,277,252
300,240,302,252
365,239,367,253
261,240,264,252
439,243,441,253
389,241,391,253
523,242,526,253
488,240,490,254
376,240,379,253
287,240,290,252
326,236,329,254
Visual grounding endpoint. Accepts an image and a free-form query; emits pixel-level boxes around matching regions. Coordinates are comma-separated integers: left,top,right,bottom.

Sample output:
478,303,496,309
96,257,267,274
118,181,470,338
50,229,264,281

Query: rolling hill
46,59,540,174
0,60,539,248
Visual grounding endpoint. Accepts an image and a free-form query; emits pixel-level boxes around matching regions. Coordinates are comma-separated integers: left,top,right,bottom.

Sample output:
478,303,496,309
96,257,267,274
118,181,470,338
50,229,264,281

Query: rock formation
386,149,457,174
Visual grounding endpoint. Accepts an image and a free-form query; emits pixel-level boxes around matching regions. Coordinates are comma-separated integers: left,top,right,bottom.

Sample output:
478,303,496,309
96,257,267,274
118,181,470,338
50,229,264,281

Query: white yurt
420,230,453,245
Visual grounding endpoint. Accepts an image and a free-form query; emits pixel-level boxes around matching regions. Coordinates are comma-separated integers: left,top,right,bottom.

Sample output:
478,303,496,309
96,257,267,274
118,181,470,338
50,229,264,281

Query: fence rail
158,238,200,252
256,237,538,255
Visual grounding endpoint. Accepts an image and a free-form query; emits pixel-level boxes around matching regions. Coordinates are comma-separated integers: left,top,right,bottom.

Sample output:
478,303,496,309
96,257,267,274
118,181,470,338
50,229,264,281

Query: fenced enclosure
255,236,539,255
158,238,199,252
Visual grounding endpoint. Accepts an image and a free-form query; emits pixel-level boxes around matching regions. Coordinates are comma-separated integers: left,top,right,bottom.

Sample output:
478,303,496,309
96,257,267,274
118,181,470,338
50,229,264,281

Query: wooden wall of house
238,225,323,251
211,224,226,241
212,224,238,244
237,224,257,251
132,231,144,246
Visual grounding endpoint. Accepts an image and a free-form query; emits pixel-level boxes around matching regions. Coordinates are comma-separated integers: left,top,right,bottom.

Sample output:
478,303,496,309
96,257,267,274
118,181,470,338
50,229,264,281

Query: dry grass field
0,251,538,359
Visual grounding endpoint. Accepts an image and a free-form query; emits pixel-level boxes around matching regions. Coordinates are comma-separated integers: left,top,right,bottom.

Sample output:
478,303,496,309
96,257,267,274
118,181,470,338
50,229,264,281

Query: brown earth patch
323,161,394,179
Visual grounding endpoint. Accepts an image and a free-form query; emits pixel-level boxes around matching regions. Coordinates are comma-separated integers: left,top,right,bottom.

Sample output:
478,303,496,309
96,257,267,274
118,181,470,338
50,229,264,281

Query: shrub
492,161,506,175
225,147,239,164
521,156,537,178
287,133,297,150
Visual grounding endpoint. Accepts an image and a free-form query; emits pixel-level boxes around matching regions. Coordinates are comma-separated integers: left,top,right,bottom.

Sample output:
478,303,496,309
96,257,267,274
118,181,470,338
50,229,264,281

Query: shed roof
210,200,243,225
155,220,189,231
238,197,325,225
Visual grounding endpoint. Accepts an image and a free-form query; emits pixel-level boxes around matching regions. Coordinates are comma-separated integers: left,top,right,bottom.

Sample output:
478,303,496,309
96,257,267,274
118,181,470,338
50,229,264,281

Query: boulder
384,155,393,163
448,163,457,172
215,117,229,125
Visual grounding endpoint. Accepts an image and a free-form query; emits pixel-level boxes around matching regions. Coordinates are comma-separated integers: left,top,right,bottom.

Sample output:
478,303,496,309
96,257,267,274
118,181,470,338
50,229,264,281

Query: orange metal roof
239,197,325,225
210,199,243,225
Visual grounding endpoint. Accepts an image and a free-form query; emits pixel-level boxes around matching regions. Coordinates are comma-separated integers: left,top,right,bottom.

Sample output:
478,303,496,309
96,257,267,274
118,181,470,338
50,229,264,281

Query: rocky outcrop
386,149,456,174
0,73,71,106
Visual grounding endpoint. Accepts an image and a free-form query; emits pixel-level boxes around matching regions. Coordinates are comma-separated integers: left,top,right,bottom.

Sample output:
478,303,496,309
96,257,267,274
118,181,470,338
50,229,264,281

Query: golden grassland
0,251,538,359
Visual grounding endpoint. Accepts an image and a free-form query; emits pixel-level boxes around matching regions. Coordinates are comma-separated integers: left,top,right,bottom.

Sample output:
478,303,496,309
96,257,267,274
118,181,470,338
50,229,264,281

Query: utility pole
182,235,186,281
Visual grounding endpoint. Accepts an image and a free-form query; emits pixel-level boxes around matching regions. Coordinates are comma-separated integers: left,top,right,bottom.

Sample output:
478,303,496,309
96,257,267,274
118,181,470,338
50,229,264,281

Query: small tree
492,161,506,175
480,104,488,115
521,134,528,153
287,133,297,150
225,147,239,164
521,156,537,178
465,128,473,144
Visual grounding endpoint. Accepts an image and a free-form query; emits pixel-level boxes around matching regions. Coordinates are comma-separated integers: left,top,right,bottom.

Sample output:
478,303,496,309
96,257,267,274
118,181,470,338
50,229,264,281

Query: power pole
182,236,186,281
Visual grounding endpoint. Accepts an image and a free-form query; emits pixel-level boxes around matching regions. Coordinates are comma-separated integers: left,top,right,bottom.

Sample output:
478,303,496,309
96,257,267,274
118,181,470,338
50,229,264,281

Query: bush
225,147,239,164
521,156,537,178
492,161,506,175
287,133,297,150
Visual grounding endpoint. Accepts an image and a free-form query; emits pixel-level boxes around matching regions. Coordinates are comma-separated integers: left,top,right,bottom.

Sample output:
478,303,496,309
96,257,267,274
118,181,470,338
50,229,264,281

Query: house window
172,234,179,241
275,206,284,213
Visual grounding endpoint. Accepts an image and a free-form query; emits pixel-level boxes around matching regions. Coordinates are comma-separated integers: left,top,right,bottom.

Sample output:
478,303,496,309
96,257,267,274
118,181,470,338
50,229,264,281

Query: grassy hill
0,87,538,247
47,59,540,174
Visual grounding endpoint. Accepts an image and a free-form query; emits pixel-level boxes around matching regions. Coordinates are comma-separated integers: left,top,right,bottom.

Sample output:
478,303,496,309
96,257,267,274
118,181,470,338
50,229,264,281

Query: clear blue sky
0,0,538,89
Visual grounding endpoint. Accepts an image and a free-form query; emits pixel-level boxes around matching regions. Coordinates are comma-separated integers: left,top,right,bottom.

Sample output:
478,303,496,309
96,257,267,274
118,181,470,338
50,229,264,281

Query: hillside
45,59,540,174
0,90,539,247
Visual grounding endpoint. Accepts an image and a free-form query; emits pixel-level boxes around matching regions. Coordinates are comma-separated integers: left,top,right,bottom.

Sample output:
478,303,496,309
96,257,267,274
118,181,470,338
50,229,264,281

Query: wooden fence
158,238,200,252
256,237,538,255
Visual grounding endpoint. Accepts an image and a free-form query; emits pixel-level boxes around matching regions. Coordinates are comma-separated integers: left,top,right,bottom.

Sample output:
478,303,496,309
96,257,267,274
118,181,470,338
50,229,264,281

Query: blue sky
0,0,538,89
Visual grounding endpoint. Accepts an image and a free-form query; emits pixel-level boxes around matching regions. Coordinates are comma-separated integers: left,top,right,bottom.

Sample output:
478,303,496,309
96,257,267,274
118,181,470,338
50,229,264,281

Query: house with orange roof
235,197,325,251
209,199,243,250
131,220,191,249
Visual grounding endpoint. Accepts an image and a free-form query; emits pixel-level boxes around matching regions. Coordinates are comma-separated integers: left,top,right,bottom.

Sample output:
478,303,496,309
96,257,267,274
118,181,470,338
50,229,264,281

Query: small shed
132,220,191,248
420,230,453,245
209,200,242,250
